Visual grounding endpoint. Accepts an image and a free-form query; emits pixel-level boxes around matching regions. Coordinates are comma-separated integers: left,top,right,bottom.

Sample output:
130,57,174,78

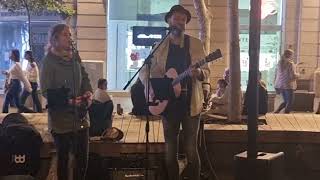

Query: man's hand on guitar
189,67,204,80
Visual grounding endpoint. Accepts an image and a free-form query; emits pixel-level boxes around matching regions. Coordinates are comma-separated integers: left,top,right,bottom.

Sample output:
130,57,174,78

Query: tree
192,0,212,54
228,0,242,122
0,0,74,50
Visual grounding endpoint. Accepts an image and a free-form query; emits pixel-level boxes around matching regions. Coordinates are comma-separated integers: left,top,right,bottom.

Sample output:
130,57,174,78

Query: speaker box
234,151,285,180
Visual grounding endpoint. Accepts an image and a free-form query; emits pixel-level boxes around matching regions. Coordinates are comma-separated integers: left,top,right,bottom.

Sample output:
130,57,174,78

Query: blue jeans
162,99,200,180
275,89,294,113
20,82,42,112
52,128,89,180
2,79,21,113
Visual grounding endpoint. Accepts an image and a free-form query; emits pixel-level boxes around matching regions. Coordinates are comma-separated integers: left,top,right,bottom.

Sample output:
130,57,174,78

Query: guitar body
149,68,181,115
147,49,222,116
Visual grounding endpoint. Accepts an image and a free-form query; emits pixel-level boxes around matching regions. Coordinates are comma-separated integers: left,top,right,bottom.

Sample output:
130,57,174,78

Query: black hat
165,5,191,24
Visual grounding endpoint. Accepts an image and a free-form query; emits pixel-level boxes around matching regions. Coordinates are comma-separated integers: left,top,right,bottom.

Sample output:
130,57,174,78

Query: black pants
20,82,42,112
52,128,89,180
2,79,21,113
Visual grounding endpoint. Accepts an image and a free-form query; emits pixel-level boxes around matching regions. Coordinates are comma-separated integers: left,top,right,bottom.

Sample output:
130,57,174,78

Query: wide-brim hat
165,5,191,24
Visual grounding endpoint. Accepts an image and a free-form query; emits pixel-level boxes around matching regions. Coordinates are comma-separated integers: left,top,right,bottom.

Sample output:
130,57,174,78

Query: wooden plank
312,114,320,131
220,125,235,130
137,119,144,143
258,124,272,131
150,119,163,142
265,113,283,130
294,113,313,131
230,124,243,130
302,113,318,132
239,125,247,130
284,114,302,131
273,114,296,131
205,124,226,130
122,115,134,142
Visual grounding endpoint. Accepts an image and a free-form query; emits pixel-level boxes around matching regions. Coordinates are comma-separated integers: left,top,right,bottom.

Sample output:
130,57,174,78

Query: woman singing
40,23,92,180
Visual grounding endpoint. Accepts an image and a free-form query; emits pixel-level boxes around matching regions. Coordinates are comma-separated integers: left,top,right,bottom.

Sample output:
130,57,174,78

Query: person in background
207,69,230,115
215,78,228,97
2,49,32,113
89,78,114,136
40,23,92,180
20,51,43,113
242,72,268,115
202,82,211,110
93,78,112,103
274,49,299,113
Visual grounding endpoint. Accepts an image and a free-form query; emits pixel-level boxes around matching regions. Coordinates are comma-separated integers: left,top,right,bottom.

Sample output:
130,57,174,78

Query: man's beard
170,26,183,37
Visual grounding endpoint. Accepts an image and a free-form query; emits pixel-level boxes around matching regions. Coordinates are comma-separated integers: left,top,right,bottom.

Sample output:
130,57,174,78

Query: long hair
279,49,293,70
24,50,35,63
11,49,20,62
45,23,69,53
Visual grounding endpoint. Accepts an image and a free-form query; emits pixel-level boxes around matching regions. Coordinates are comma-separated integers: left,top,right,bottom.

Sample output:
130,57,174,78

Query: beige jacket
139,34,210,116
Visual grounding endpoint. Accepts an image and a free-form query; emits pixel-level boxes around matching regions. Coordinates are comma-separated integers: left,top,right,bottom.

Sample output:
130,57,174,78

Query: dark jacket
40,52,92,134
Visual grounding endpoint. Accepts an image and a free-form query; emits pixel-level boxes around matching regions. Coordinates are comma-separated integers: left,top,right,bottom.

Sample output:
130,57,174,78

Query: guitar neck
171,60,205,86
170,49,222,86
172,70,189,86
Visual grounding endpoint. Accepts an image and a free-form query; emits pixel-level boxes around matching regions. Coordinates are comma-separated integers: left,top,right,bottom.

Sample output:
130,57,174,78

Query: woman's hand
69,91,93,107
83,91,93,107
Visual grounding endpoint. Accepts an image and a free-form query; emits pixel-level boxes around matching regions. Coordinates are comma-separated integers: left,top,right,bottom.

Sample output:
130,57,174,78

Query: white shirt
93,88,111,103
8,62,32,92
26,62,39,83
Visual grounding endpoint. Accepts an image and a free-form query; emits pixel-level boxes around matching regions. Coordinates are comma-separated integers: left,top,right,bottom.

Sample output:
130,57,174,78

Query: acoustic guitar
149,49,222,115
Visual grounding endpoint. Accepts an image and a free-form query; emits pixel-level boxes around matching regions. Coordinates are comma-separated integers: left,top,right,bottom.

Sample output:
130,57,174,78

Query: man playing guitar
139,5,210,180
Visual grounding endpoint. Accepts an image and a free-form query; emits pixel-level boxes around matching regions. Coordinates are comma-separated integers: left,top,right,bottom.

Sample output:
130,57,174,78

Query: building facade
0,0,319,94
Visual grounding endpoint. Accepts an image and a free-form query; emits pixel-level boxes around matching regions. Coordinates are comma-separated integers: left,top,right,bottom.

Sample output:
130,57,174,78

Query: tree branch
193,0,213,54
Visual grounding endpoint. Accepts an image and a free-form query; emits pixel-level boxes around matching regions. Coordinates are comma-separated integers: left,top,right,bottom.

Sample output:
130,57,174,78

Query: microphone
166,26,182,36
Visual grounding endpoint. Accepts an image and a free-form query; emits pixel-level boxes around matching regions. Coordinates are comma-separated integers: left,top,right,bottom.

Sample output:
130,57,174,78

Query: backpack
130,78,150,115
88,100,114,136
0,113,43,176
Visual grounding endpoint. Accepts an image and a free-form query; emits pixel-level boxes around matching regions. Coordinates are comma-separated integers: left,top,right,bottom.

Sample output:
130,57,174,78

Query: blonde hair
45,23,69,53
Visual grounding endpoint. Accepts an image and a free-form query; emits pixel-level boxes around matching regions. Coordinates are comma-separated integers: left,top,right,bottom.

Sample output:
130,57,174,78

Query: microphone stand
123,30,171,180
70,40,81,179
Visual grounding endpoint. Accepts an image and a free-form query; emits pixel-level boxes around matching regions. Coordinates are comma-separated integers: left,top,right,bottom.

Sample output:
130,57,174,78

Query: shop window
107,0,178,90
239,0,283,91
0,22,29,93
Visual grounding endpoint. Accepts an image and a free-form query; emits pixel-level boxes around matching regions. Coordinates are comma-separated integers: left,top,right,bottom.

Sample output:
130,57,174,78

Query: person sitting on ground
89,78,114,136
242,72,268,115
207,69,230,115
93,78,112,103
215,79,228,97
202,82,211,111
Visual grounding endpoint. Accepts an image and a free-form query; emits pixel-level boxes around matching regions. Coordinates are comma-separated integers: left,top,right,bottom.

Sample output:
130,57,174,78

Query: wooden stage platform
2,112,320,155
2,112,320,179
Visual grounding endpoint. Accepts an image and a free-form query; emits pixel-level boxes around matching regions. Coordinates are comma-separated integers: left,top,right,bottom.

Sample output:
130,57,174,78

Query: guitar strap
184,35,191,67
184,35,192,113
